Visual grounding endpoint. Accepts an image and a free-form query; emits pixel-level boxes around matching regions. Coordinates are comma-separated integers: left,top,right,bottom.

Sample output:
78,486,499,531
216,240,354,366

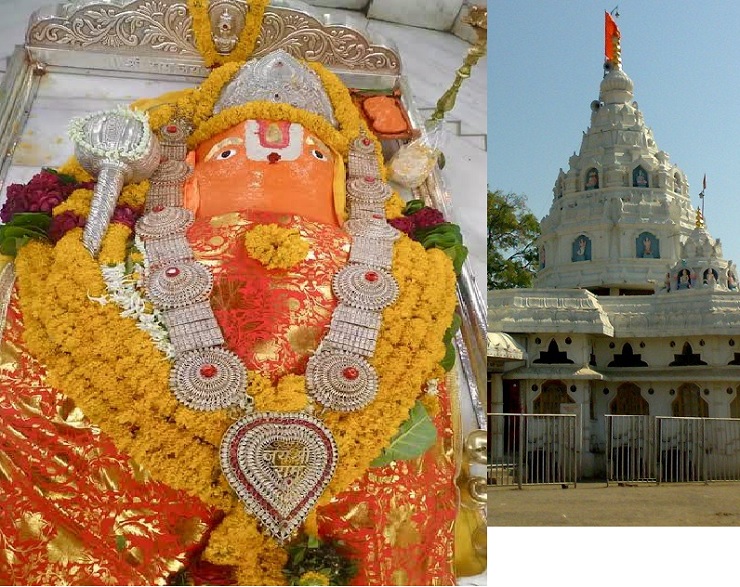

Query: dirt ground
488,481,740,526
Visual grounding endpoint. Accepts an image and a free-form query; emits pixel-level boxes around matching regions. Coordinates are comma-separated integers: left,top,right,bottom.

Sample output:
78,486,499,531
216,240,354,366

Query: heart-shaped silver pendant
220,412,338,543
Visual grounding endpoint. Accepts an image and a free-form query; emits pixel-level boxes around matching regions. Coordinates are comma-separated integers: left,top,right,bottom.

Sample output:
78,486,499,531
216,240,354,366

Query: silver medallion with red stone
159,121,190,144
170,347,249,411
146,260,213,309
136,206,194,240
332,265,399,311
220,412,338,543
305,348,378,412
346,176,392,204
352,135,376,155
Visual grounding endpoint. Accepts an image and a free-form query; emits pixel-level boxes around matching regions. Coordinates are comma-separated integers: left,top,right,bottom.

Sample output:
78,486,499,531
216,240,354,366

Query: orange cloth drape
0,295,222,585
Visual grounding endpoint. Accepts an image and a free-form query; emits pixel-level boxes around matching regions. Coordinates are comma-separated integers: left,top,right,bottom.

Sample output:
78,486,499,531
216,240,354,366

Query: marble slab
304,0,369,8
369,0,464,31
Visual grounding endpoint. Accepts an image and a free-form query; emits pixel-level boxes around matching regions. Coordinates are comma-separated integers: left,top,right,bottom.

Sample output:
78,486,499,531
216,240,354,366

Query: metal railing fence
656,417,740,483
604,415,740,484
488,413,579,488
605,415,656,484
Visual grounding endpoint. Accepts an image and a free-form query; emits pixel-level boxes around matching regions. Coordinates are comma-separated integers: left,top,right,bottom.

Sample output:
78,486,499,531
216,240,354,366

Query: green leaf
115,534,126,552
0,236,32,256
307,535,320,549
371,402,437,467
42,167,78,185
440,243,468,274
8,212,52,231
440,339,456,371
402,199,425,215
440,313,461,371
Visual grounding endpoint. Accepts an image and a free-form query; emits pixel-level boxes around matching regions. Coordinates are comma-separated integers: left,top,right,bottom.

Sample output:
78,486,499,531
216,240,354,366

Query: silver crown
213,50,337,127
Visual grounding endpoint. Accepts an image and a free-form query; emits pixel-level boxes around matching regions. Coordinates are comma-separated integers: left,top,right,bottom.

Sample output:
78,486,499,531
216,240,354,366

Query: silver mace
69,108,161,256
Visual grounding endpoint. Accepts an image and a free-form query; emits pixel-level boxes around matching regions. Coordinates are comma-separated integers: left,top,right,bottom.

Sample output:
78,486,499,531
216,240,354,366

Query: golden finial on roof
695,207,705,228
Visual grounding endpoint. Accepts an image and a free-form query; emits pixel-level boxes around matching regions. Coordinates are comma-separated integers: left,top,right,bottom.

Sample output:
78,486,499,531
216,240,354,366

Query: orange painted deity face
185,119,338,225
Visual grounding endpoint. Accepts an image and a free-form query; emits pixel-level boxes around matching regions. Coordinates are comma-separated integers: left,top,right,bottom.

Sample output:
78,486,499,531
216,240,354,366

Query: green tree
487,189,540,290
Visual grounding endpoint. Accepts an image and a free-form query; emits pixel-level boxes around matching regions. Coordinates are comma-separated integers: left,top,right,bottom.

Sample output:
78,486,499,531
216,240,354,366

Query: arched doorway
533,380,574,414
610,383,649,415
731,389,740,419
672,383,708,417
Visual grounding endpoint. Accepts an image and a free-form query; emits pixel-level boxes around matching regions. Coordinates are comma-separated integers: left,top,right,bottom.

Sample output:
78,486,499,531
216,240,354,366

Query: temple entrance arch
732,389,740,419
672,383,708,417
533,380,574,414
610,383,649,415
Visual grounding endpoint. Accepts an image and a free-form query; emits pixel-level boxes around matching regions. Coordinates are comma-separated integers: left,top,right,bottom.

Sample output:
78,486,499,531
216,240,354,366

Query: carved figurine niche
210,0,249,54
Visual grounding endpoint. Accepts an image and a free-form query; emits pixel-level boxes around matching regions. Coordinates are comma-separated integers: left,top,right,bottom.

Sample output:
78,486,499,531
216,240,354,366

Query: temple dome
599,68,634,104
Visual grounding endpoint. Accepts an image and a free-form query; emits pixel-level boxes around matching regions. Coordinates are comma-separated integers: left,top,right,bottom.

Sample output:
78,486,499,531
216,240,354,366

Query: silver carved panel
25,0,400,76
27,1,195,54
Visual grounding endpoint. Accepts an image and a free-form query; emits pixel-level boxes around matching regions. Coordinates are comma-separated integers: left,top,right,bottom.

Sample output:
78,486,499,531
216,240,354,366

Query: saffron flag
605,11,620,62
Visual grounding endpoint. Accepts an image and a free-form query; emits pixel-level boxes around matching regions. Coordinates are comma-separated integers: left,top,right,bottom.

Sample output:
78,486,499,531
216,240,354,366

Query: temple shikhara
488,13,740,484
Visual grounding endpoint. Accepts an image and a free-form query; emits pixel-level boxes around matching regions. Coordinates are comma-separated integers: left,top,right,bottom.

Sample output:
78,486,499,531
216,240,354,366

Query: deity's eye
216,149,236,160
311,149,327,161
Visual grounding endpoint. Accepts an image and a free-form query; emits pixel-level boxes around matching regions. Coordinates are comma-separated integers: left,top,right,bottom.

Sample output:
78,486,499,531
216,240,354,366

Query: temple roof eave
487,289,615,336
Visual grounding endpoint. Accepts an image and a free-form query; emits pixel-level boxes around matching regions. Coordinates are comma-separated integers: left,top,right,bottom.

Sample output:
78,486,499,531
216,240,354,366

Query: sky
489,0,740,261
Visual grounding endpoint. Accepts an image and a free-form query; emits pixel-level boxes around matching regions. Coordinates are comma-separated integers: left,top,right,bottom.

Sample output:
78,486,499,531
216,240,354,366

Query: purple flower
28,170,63,191
388,216,415,235
112,204,140,230
0,169,91,223
409,206,445,229
1,184,30,222
49,211,85,243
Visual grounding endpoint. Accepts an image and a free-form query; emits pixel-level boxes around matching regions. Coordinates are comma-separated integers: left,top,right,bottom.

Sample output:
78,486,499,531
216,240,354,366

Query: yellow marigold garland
298,571,331,586
188,0,269,68
56,158,93,182
244,224,310,270
51,181,149,219
52,188,93,217
385,191,406,219
14,220,456,583
98,224,132,266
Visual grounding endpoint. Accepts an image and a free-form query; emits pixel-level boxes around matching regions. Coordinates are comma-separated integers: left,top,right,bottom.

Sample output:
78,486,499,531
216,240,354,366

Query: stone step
416,107,487,151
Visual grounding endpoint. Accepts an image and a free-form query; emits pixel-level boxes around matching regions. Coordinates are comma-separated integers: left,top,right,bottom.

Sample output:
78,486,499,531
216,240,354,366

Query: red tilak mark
267,152,281,164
